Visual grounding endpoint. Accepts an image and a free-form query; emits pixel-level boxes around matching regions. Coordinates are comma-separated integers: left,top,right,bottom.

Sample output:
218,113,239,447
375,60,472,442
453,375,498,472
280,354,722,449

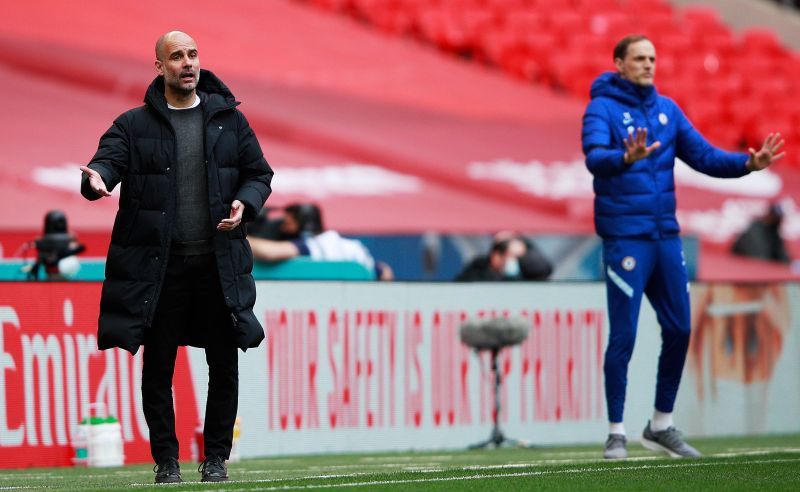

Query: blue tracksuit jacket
582,72,749,239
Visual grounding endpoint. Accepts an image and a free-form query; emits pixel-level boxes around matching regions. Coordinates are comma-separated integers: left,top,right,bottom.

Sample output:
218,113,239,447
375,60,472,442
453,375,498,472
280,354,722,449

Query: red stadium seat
477,30,525,65
352,0,383,14
500,10,546,36
651,31,693,62
310,0,353,12
485,0,528,14
684,97,725,128
738,28,787,57
744,75,792,101
547,11,587,38
696,31,735,58
302,0,797,166
551,53,607,98
567,32,616,61
636,13,679,40
504,52,546,82
679,51,734,79
726,98,766,135
521,30,559,57
680,5,728,35
745,113,794,146
575,0,622,15
628,0,674,16
587,12,634,39
786,53,800,76
515,31,560,81
532,0,579,13
367,4,417,35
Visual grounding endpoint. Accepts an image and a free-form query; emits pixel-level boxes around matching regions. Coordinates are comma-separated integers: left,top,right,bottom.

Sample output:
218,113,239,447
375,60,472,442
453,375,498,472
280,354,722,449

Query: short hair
613,34,650,61
490,239,511,256
155,35,167,61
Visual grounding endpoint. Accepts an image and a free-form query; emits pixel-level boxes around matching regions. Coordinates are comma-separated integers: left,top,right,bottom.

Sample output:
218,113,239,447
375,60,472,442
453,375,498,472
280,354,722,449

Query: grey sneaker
642,421,702,458
603,433,628,459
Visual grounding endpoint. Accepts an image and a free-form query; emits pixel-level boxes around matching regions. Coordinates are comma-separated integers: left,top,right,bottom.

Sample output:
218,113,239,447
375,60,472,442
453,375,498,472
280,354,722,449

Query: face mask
503,258,520,278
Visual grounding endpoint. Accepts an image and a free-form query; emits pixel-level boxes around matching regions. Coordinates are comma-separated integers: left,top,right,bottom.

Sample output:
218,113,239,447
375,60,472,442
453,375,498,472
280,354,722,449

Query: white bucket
83,403,125,468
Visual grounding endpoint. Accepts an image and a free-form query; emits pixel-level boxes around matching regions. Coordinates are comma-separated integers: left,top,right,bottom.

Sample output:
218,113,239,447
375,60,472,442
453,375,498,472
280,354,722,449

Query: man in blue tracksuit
581,35,785,459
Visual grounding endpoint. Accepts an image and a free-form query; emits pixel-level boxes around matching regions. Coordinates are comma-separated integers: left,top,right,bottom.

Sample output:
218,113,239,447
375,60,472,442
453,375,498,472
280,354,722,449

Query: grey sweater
169,105,214,254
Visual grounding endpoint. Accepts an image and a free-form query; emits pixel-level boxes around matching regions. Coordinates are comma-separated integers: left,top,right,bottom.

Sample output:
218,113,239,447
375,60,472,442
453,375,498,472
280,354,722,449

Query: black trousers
142,253,238,463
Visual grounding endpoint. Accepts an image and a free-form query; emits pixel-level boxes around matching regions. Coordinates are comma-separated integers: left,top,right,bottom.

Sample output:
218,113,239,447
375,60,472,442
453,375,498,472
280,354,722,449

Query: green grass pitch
1,434,798,491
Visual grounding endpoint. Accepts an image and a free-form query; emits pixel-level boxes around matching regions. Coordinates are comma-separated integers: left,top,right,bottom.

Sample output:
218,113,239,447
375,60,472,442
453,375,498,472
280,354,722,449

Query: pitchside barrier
0,258,374,281
0,281,797,467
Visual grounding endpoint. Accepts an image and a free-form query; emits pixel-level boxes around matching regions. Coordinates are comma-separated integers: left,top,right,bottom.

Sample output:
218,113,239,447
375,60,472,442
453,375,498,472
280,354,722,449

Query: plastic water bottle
71,424,89,466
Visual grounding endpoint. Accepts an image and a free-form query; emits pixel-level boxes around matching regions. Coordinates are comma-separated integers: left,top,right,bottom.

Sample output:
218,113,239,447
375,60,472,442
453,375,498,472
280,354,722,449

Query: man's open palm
80,166,112,197
748,133,786,171
624,127,661,164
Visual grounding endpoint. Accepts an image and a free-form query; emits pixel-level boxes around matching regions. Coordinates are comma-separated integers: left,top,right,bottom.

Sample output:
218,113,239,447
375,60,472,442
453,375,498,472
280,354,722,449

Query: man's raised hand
747,133,786,172
79,166,111,197
623,127,661,165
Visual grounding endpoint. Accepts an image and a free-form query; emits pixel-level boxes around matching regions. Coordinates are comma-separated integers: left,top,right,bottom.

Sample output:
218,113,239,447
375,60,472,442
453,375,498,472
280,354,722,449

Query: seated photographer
26,210,86,280
731,202,792,264
455,233,552,282
247,203,393,281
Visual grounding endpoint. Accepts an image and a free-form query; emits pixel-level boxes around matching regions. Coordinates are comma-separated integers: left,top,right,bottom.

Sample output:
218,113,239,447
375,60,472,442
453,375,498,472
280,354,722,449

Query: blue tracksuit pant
602,236,691,423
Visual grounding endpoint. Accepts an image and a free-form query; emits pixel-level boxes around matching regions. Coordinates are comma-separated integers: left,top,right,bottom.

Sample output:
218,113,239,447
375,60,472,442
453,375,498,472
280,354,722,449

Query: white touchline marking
722,447,800,454
14,449,800,487
240,458,800,490
134,456,800,488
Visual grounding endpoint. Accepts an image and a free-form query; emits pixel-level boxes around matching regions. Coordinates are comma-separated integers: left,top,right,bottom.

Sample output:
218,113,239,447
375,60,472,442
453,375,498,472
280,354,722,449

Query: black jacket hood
145,69,238,114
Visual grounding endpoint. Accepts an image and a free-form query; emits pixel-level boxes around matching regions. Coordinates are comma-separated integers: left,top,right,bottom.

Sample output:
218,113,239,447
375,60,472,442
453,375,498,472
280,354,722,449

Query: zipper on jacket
144,108,178,327
641,103,661,235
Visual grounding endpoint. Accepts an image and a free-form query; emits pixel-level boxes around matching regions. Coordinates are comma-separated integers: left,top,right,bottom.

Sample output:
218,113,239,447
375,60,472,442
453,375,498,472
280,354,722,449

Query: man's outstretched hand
747,133,786,172
218,200,244,232
623,127,661,165
79,166,112,197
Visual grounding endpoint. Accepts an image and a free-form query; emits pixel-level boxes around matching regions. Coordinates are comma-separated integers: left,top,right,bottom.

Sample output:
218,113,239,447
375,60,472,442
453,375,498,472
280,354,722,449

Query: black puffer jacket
81,70,273,354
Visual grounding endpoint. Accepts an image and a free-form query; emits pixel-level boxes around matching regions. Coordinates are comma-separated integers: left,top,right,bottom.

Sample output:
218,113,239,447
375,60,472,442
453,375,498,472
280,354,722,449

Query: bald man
81,31,273,483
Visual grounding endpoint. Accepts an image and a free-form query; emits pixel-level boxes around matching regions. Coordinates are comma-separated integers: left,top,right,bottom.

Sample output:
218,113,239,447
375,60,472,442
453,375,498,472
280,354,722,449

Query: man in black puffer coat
80,31,273,483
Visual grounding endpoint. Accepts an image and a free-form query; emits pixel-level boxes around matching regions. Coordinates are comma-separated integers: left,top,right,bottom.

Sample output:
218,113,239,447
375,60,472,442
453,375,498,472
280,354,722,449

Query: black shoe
154,457,182,484
199,456,229,482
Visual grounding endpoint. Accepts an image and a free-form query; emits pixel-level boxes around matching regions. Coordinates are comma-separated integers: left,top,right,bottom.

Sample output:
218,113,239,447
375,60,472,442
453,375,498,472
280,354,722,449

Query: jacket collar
144,69,239,120
589,72,658,107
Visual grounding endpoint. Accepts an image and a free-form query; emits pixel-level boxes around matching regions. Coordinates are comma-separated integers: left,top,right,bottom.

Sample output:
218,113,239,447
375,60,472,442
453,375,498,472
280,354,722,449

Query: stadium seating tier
298,0,800,167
